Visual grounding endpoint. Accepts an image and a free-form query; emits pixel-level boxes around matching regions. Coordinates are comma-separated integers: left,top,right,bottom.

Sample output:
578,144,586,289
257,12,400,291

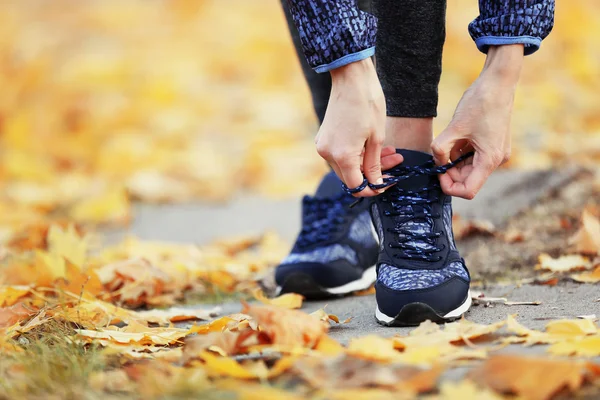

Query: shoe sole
375,290,472,327
277,265,377,299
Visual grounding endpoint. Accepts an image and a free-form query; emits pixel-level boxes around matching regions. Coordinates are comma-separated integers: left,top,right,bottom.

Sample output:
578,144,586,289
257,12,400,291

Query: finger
442,154,493,200
381,153,403,170
362,136,384,192
338,153,379,197
431,128,459,166
380,146,397,158
449,139,471,163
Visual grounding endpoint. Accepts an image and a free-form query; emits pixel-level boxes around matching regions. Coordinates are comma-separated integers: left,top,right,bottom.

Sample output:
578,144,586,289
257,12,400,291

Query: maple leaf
452,215,495,240
242,302,327,348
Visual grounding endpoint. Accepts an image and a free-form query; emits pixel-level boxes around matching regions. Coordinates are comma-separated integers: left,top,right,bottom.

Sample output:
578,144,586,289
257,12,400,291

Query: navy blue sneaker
370,150,471,326
275,172,379,298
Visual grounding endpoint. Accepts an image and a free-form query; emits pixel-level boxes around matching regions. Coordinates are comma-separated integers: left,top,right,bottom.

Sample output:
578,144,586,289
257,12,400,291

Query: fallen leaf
453,215,495,240
536,253,591,272
571,265,600,283
0,286,31,307
253,288,303,309
438,380,503,400
469,355,600,400
0,303,35,328
546,318,597,336
134,306,220,324
243,303,327,348
347,335,400,362
548,337,600,357
569,208,600,255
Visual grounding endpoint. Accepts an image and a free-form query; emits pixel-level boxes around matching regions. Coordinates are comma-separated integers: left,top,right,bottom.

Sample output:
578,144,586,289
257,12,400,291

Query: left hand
431,45,524,200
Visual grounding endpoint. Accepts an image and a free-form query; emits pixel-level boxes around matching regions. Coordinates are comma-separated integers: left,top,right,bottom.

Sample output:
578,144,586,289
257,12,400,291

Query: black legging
281,0,446,122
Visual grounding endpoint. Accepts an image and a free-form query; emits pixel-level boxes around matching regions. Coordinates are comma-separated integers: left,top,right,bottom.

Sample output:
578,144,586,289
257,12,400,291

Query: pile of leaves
0,222,599,399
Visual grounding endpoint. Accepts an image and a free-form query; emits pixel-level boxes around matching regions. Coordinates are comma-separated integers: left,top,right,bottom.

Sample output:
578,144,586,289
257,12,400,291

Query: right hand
315,58,403,197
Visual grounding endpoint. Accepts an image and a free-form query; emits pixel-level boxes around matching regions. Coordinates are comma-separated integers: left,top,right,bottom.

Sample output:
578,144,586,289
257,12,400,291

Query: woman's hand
315,58,403,197
431,45,524,199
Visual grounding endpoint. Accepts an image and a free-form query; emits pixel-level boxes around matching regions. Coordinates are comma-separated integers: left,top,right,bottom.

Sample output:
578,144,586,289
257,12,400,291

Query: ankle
384,117,433,153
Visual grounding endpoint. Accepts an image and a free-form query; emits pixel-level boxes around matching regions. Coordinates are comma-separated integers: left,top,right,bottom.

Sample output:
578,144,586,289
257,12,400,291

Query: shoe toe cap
376,275,470,319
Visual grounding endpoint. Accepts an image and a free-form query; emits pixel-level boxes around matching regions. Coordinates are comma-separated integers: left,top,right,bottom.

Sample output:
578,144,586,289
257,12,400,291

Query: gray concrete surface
108,168,598,353
213,282,599,343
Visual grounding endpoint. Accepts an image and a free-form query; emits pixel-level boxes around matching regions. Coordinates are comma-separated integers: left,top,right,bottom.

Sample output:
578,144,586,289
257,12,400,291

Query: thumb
431,127,460,166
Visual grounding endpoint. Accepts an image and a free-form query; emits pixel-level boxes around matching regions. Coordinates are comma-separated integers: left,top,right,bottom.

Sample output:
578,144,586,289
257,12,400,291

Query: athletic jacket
287,0,555,73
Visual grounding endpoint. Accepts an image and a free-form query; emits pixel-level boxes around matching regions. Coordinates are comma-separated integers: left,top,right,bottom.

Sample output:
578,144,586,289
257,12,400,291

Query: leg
372,0,446,152
280,0,373,124
369,0,471,326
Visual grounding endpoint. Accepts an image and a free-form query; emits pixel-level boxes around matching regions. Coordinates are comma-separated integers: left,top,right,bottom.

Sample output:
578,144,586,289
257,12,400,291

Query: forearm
286,0,377,73
469,0,555,55
481,45,524,86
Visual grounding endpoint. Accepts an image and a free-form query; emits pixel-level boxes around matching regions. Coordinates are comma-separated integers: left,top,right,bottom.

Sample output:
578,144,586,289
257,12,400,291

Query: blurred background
0,0,598,238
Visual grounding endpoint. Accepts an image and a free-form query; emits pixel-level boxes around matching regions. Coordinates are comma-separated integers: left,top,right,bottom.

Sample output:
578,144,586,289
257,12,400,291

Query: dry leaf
548,337,600,357
243,303,327,348
569,208,600,254
571,265,600,283
134,306,220,324
536,253,591,272
438,380,503,400
347,336,400,362
469,355,600,400
452,215,495,240
253,289,303,309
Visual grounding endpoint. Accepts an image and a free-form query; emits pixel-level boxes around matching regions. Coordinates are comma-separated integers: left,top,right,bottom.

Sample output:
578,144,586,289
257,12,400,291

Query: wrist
481,45,524,85
330,58,376,85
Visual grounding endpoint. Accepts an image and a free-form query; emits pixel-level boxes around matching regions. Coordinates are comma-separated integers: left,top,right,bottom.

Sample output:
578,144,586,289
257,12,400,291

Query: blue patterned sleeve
468,0,555,56
287,0,377,73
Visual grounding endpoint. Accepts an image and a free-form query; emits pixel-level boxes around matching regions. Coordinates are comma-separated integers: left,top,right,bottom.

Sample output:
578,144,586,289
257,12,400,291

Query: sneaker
371,149,471,326
275,172,379,298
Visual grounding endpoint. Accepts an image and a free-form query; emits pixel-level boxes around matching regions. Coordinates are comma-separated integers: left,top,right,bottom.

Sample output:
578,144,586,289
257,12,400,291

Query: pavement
108,167,598,349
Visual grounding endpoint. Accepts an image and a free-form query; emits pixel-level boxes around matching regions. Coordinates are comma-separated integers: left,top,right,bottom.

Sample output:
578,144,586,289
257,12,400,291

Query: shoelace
296,194,354,248
342,152,474,194
343,152,474,262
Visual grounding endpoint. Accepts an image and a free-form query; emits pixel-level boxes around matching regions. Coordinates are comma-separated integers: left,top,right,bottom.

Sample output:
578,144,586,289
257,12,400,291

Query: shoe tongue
390,150,437,253
392,149,435,190
314,171,345,198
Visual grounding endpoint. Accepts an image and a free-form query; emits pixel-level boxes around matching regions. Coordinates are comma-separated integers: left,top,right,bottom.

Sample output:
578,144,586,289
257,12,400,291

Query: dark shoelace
343,152,474,262
296,194,354,248
341,152,474,194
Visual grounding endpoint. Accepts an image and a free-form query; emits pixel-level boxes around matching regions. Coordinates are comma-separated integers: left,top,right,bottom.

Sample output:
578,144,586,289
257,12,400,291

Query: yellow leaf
199,351,257,379
47,224,88,267
253,288,303,309
536,253,591,272
0,286,31,307
188,316,236,335
346,335,400,362
70,188,130,225
571,265,600,283
469,355,600,400
569,208,600,255
546,318,597,336
438,380,502,400
314,335,344,356
548,337,600,357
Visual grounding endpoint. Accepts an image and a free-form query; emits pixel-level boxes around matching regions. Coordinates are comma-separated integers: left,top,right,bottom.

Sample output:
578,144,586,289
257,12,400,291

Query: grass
0,323,105,399
0,320,240,400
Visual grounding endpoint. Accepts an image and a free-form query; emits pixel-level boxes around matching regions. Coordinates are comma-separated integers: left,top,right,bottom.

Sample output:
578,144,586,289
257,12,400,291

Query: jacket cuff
474,36,542,56
314,47,375,73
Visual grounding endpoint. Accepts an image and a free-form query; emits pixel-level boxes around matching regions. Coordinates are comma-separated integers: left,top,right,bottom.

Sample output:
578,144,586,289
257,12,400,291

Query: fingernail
376,178,384,193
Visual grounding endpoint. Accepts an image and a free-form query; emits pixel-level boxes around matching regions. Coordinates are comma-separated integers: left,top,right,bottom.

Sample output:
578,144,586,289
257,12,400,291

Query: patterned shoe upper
276,171,379,289
371,150,469,292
